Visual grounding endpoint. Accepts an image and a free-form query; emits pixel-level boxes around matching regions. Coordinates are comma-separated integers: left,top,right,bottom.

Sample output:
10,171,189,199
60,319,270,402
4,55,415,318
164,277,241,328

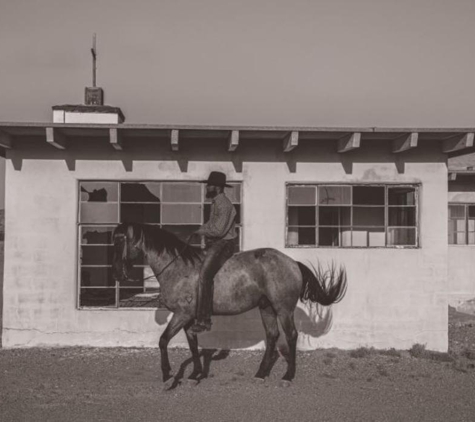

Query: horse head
112,223,143,282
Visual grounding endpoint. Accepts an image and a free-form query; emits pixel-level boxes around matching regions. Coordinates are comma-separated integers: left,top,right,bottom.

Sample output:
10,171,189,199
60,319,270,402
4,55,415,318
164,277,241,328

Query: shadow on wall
154,302,333,351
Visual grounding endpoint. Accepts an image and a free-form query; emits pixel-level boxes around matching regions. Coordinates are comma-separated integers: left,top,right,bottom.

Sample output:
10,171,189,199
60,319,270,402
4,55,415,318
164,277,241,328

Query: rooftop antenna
91,33,97,87
85,33,103,105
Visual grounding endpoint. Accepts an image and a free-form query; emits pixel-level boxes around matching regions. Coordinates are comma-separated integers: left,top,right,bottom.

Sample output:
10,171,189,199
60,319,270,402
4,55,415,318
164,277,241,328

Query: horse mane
120,223,202,265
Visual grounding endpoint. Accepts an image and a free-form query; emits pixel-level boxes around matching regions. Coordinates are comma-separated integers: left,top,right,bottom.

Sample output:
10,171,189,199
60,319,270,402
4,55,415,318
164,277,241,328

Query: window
79,181,242,308
448,203,475,245
286,184,418,248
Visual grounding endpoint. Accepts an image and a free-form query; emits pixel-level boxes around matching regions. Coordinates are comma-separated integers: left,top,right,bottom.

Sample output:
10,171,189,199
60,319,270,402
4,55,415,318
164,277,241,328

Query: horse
112,222,347,387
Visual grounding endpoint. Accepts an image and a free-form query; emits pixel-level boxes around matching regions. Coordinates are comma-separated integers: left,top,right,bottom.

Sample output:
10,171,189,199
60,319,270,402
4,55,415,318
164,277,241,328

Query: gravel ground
1,307,475,422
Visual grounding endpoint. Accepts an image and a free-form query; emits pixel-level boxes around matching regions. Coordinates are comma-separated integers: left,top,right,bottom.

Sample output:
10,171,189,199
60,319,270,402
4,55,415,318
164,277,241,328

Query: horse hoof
185,378,199,387
279,380,292,388
253,377,266,384
163,377,175,391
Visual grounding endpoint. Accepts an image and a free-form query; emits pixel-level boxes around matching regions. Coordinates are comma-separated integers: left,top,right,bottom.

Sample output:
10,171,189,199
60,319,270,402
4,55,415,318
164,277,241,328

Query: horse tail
298,261,347,306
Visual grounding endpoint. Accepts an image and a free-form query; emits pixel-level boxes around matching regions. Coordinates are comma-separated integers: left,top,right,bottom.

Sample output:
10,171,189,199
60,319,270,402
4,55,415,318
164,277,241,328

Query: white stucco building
1,105,474,351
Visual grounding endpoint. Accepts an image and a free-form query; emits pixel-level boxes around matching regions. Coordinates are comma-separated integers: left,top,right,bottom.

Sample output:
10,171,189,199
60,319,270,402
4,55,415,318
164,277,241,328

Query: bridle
114,232,195,283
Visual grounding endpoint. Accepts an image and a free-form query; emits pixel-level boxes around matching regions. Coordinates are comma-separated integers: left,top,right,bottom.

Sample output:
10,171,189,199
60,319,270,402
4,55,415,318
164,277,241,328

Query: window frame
77,179,243,310
285,182,420,249
448,202,475,246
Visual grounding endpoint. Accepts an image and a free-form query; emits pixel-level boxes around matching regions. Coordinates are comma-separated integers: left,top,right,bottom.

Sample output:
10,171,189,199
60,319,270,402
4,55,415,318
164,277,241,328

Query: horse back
212,248,302,315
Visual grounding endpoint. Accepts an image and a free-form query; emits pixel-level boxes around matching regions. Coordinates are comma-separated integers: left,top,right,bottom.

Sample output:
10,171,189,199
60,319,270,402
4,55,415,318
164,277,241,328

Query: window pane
288,186,316,205
204,204,241,224
225,184,241,203
449,205,465,218
319,207,351,226
287,227,315,245
288,206,316,226
353,207,385,226
162,204,202,224
80,288,116,307
81,267,115,287
449,230,456,245
80,182,118,202
352,228,385,247
456,232,466,245
318,227,351,247
121,183,161,202
388,187,415,206
469,232,475,245
120,204,160,224
162,225,201,244
80,203,119,223
387,228,416,246
81,226,115,245
318,186,351,205
162,183,202,203
469,206,475,218
389,207,416,226
81,245,114,265
353,186,385,205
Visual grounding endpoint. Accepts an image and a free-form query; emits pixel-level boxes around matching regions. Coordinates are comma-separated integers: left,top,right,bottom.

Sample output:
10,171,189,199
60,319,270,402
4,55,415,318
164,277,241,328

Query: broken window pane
387,228,416,246
353,186,384,205
162,183,201,203
80,182,118,202
161,204,202,224
388,187,415,206
353,207,385,227
121,183,161,202
80,203,119,223
120,203,160,224
288,186,316,205
388,207,416,226
319,206,351,226
318,186,351,205
80,288,116,307
288,206,316,226
81,226,115,245
119,289,163,308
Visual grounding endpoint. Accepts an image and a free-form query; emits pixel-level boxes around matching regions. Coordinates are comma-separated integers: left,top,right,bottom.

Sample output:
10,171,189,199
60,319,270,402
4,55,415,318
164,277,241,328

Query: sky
0,0,474,209
0,0,474,128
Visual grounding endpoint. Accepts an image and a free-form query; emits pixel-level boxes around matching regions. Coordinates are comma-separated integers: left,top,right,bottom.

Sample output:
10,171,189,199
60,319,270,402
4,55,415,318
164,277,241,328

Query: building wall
448,180,475,306
2,138,449,351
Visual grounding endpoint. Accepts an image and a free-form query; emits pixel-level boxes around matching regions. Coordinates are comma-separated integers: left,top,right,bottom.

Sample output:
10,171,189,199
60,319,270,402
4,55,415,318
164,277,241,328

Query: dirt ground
0,308,474,422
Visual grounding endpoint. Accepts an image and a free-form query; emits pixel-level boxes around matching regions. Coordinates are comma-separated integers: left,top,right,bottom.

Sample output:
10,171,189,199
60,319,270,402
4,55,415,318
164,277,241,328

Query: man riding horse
191,171,238,333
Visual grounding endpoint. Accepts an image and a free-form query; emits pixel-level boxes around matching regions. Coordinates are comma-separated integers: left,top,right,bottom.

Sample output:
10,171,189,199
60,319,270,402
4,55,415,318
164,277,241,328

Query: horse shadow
154,302,334,388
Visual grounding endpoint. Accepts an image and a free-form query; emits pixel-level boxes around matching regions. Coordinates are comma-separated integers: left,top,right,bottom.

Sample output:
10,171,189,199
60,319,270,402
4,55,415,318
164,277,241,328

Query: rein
117,233,197,284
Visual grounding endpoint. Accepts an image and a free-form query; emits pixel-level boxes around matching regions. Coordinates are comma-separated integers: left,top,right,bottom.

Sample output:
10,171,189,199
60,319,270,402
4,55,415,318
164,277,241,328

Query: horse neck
143,247,200,285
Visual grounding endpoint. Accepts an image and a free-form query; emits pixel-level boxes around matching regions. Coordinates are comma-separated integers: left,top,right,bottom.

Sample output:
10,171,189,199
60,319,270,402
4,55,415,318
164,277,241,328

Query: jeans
196,238,236,322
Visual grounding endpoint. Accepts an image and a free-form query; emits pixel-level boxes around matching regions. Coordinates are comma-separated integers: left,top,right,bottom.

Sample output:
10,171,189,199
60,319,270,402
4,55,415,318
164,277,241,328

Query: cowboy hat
202,171,231,187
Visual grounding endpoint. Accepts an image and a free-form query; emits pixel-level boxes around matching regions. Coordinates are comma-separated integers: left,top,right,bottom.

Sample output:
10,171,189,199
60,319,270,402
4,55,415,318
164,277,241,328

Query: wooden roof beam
392,132,418,153
46,127,66,149
283,131,298,152
171,129,179,151
0,131,13,149
442,133,474,153
338,132,361,153
228,130,239,152
109,128,122,150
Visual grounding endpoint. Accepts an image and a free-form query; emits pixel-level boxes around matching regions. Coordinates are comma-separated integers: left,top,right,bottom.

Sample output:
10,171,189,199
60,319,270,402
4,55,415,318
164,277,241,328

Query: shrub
378,348,402,358
409,343,427,358
349,347,375,359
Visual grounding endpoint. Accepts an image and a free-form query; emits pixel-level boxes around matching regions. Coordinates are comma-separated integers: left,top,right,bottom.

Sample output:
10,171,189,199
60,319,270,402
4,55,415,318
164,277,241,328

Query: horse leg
277,310,298,383
159,312,192,386
254,298,279,380
184,322,203,382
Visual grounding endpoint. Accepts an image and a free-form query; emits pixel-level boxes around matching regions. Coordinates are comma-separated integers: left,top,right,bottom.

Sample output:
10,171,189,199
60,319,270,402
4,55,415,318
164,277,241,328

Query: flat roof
1,121,474,156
